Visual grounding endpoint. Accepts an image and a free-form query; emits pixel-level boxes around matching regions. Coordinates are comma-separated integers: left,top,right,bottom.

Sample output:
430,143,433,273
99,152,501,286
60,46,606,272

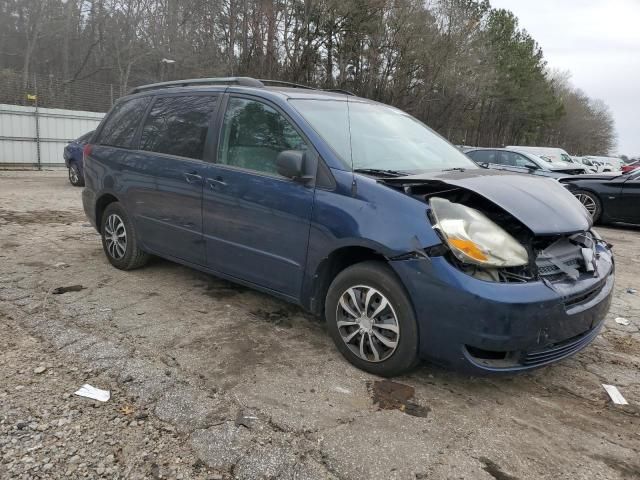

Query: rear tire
572,189,602,223
68,163,84,187
325,261,419,377
100,202,149,270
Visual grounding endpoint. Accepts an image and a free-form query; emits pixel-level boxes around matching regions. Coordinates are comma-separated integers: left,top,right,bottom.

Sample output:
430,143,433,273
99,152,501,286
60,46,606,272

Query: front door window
218,98,307,176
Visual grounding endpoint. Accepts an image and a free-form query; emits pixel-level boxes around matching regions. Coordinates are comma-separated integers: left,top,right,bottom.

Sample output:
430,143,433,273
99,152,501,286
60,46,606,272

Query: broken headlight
430,197,528,267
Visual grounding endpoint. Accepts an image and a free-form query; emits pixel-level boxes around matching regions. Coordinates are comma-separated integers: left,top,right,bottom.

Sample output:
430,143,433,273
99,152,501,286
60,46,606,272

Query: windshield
290,99,477,172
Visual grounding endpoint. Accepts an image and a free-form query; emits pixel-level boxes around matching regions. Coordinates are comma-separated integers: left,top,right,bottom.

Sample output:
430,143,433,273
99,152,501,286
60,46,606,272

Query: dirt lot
1,170,639,480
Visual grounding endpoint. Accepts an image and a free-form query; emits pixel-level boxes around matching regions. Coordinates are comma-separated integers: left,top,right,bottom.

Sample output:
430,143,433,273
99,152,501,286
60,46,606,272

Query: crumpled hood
382,169,592,235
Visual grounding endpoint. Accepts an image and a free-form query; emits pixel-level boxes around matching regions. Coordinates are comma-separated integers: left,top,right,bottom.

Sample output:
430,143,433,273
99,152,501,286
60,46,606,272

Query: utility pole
33,74,42,171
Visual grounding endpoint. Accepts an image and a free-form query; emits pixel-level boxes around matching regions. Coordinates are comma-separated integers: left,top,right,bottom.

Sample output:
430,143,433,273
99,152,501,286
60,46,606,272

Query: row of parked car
61,77,631,376
455,145,639,225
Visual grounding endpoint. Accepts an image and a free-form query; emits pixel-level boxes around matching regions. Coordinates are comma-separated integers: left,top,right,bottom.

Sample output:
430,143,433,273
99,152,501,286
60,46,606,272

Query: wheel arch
307,245,392,316
95,193,120,233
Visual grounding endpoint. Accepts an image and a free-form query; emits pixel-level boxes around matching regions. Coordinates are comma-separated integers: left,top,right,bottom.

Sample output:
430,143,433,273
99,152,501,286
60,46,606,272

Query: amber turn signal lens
449,238,488,263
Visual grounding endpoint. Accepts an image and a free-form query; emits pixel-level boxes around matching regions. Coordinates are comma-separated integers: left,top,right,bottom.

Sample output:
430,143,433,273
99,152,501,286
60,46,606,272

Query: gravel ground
1,170,639,480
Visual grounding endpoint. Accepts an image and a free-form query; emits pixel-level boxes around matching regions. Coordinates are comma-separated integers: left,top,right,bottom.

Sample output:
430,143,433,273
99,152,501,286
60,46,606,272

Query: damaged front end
382,171,611,285
380,170,614,372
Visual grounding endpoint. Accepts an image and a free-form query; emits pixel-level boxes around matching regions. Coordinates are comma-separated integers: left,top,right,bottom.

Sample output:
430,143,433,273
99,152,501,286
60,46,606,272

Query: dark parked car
464,148,580,178
63,131,94,186
82,77,614,376
560,170,640,224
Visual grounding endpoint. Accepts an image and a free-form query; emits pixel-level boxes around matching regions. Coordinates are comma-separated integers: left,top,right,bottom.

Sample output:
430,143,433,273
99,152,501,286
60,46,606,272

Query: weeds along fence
0,71,115,169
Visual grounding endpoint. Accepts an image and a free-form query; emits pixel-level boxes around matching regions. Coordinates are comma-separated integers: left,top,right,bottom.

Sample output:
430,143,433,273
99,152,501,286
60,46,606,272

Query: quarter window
97,96,150,148
218,98,307,176
139,95,217,160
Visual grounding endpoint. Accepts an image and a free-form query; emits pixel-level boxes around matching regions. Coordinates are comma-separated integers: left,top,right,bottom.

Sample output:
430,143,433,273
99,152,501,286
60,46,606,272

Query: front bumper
390,247,614,374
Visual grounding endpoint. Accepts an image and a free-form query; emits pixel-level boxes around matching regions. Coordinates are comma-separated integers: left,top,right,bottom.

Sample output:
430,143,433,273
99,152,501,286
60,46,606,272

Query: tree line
0,0,616,155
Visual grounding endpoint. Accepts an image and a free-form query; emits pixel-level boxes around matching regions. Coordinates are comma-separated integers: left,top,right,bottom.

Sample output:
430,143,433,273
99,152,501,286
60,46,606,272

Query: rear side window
97,97,150,148
140,95,218,160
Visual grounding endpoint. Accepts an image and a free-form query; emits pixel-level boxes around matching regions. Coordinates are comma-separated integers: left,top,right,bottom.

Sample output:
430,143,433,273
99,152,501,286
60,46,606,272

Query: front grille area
535,234,591,279
537,258,581,276
520,326,600,367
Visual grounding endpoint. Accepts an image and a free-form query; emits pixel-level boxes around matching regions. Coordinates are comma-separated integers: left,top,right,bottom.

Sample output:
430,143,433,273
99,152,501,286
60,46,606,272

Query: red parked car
621,160,639,174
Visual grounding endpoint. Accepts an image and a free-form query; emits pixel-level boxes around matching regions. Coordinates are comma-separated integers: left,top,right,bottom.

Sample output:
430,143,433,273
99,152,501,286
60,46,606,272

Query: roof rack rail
259,79,317,90
323,88,356,96
129,77,264,94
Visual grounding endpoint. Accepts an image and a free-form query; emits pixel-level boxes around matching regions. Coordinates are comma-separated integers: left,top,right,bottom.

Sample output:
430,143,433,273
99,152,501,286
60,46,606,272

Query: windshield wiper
441,167,467,172
354,168,406,177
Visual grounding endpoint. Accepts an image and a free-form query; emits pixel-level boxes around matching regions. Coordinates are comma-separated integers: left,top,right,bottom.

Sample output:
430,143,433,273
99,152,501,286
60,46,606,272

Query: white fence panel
0,104,104,168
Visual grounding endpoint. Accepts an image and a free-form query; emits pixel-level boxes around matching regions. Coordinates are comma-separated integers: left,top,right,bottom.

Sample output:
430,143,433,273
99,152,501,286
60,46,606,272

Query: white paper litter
333,386,352,394
615,317,630,326
73,384,111,402
602,384,628,405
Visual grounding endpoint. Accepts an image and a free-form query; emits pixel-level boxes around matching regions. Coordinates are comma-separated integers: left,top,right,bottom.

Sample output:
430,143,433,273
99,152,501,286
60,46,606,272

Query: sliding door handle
206,176,227,188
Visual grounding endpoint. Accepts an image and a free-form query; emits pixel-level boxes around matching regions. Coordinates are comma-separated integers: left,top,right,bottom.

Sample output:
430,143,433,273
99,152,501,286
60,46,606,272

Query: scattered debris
119,404,135,415
53,262,69,268
368,380,430,418
626,288,637,294
602,384,628,405
73,384,110,402
615,317,631,326
333,386,352,395
33,366,47,374
52,285,85,295
234,410,258,429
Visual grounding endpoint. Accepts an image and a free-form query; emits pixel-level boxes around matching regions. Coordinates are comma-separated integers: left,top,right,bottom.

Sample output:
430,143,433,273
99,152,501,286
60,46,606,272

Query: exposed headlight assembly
430,197,528,267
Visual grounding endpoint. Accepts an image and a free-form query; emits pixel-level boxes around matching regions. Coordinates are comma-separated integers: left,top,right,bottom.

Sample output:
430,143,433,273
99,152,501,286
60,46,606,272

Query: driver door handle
184,172,203,184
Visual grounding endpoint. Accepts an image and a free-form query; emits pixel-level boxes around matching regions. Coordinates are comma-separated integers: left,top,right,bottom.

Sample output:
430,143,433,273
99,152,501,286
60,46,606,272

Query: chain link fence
0,70,120,113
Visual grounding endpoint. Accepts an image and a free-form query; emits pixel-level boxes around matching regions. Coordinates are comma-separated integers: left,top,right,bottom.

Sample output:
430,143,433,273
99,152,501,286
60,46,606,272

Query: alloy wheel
335,285,400,363
69,166,79,184
574,193,597,217
104,214,127,260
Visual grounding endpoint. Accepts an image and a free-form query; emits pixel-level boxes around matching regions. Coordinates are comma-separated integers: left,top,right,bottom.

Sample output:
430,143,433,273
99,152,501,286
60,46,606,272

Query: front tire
100,202,149,270
573,189,602,223
68,163,84,187
325,261,419,377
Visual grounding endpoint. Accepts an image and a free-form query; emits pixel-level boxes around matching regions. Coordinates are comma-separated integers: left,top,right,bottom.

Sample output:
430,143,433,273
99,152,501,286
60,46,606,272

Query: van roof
127,77,359,101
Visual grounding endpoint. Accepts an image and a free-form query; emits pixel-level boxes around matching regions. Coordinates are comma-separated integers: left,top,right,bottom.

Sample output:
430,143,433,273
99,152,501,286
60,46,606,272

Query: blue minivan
82,77,614,376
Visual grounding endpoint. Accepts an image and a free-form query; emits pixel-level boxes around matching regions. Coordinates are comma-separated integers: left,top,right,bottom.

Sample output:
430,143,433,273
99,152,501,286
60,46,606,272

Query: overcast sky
490,0,640,157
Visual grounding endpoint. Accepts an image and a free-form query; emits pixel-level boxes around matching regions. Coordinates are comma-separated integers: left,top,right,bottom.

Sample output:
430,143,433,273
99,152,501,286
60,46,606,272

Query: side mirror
525,164,540,171
276,150,310,182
